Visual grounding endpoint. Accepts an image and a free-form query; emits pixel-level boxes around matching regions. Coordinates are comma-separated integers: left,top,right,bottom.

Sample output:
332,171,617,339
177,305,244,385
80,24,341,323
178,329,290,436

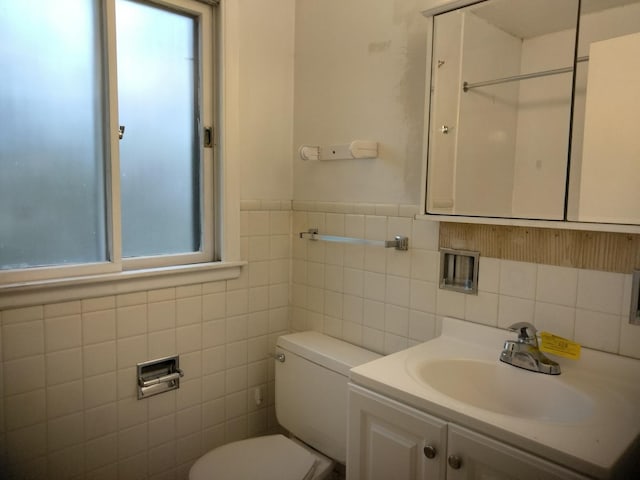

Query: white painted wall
292,0,433,205
237,0,295,201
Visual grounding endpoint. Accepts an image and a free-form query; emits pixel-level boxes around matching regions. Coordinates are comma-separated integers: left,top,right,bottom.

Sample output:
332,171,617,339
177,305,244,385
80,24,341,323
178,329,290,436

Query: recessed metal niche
439,248,479,295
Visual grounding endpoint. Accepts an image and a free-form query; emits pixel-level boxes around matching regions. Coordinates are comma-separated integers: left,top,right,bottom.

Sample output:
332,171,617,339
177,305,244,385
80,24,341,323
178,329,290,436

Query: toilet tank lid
277,331,381,376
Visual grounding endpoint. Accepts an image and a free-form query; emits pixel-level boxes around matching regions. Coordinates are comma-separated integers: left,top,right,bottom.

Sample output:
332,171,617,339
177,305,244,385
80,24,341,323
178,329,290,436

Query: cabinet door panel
446,424,588,480
348,384,447,480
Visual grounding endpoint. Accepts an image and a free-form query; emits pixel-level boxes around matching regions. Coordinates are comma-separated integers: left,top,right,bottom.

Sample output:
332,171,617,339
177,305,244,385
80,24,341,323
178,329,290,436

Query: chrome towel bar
299,228,409,251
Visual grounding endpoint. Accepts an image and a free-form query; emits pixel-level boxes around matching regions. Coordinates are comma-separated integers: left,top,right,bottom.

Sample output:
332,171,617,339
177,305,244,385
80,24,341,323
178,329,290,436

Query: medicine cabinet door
567,0,640,225
426,0,578,220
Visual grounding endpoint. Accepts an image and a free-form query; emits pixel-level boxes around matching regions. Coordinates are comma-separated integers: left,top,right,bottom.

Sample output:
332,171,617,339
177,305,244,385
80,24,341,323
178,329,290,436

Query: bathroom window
0,0,219,284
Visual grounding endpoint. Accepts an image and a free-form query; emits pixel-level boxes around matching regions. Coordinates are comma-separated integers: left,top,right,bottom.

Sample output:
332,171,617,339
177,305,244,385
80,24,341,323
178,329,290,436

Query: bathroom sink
410,358,594,422
350,317,640,479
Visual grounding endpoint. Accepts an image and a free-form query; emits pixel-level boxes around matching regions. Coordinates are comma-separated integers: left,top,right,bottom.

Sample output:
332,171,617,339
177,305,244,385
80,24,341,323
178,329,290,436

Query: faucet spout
499,323,561,375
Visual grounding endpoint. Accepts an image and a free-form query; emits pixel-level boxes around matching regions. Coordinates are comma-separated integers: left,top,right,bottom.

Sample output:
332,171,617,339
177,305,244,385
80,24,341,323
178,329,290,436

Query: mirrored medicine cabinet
423,0,640,229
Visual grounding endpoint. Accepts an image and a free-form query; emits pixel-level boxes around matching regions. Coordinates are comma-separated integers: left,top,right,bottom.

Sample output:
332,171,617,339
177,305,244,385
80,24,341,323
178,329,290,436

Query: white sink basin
350,317,640,478
411,358,594,422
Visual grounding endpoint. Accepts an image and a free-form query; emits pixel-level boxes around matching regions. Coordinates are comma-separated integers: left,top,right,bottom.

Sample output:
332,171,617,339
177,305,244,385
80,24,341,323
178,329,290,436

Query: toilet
189,331,381,480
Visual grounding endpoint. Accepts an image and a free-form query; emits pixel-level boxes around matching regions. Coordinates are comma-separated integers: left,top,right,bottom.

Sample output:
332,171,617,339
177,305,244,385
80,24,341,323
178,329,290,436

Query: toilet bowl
189,434,334,480
189,331,380,480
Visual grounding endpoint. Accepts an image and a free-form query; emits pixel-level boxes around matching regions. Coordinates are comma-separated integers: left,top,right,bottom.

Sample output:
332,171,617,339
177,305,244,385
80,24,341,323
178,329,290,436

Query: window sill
0,261,246,310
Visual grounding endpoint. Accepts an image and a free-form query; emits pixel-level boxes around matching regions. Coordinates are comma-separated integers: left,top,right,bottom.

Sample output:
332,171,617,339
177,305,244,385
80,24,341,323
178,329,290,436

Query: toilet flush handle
271,352,286,362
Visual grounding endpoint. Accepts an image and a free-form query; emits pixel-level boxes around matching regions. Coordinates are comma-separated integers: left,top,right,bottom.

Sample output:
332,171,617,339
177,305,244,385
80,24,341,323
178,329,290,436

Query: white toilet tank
275,332,381,464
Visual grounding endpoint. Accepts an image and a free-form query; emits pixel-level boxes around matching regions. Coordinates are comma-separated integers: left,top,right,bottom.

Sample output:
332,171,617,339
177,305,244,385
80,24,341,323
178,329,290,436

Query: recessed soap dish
439,248,479,295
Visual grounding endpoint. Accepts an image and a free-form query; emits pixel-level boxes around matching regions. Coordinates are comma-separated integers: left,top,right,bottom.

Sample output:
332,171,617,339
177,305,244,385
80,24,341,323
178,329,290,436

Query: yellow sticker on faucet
539,331,581,360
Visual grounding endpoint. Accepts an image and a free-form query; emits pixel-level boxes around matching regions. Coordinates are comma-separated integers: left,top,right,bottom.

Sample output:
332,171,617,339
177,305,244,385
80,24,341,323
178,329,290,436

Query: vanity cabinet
347,384,588,480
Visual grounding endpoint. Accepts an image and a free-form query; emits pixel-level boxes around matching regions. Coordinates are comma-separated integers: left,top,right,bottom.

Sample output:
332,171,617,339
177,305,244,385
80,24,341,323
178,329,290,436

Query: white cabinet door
348,384,447,480
445,424,588,480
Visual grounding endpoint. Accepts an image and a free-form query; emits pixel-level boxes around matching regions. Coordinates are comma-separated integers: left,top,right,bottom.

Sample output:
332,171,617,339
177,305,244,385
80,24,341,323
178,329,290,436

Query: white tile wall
0,209,290,480
291,207,640,362
1,202,639,479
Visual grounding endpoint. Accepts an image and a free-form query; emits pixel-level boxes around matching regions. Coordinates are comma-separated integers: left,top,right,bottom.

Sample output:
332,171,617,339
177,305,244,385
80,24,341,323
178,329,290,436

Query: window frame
0,0,242,304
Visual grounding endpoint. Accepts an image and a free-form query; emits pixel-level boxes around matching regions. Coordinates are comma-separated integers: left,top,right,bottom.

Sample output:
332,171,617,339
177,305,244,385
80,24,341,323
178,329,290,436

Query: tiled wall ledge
240,200,292,211
440,223,640,274
242,199,422,217
292,201,420,218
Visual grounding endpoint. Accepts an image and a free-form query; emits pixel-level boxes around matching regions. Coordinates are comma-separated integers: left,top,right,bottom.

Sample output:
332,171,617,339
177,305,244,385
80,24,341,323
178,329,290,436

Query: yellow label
539,331,581,360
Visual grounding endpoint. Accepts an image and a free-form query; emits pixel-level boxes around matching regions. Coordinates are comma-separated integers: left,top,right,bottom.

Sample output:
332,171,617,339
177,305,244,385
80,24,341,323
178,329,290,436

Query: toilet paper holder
137,355,184,400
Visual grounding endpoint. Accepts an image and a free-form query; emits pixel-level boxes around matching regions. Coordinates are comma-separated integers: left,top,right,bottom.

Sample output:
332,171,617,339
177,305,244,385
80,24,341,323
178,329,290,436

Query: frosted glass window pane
116,0,201,258
0,0,107,269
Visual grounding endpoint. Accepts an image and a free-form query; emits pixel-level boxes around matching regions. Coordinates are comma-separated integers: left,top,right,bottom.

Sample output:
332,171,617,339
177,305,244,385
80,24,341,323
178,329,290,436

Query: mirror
567,0,640,225
425,0,640,226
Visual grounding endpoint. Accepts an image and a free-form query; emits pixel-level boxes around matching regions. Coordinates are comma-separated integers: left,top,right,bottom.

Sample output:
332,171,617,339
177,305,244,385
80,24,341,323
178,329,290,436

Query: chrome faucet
499,322,561,375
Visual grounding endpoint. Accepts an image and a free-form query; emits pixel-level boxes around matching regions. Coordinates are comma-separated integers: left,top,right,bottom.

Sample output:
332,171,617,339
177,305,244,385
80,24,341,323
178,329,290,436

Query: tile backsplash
290,204,640,359
1,201,638,479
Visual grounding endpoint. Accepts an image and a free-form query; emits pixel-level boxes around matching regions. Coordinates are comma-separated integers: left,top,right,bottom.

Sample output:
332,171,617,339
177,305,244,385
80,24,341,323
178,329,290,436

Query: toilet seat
189,434,320,480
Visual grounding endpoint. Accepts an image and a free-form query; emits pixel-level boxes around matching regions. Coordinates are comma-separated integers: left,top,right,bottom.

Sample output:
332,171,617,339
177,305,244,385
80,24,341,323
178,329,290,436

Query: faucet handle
508,322,538,345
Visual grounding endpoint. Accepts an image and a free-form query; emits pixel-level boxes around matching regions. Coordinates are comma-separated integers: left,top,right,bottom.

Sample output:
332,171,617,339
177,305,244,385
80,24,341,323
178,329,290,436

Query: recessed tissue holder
137,355,184,400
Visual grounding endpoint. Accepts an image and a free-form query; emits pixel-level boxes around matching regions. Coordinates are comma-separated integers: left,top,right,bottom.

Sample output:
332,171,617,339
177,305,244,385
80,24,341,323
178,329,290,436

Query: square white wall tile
409,280,437,314
83,309,116,344
3,320,44,360
4,355,45,395
499,261,537,300
343,295,363,324
498,296,535,329
344,215,365,238
384,304,409,337
465,292,499,326
365,216,387,241
385,276,410,307
577,270,625,315
410,249,440,283
536,265,578,307
116,305,147,339
408,310,437,342
386,249,411,278
117,334,149,369
46,348,82,386
45,315,82,353
575,309,620,353
343,268,364,297
364,272,386,301
48,381,84,419
5,389,46,430
363,300,385,330
362,327,384,353
436,289,465,318
176,297,202,326
47,412,84,451
534,302,575,339
325,213,345,235
269,211,290,235
477,257,500,293
83,342,116,377
411,220,439,250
